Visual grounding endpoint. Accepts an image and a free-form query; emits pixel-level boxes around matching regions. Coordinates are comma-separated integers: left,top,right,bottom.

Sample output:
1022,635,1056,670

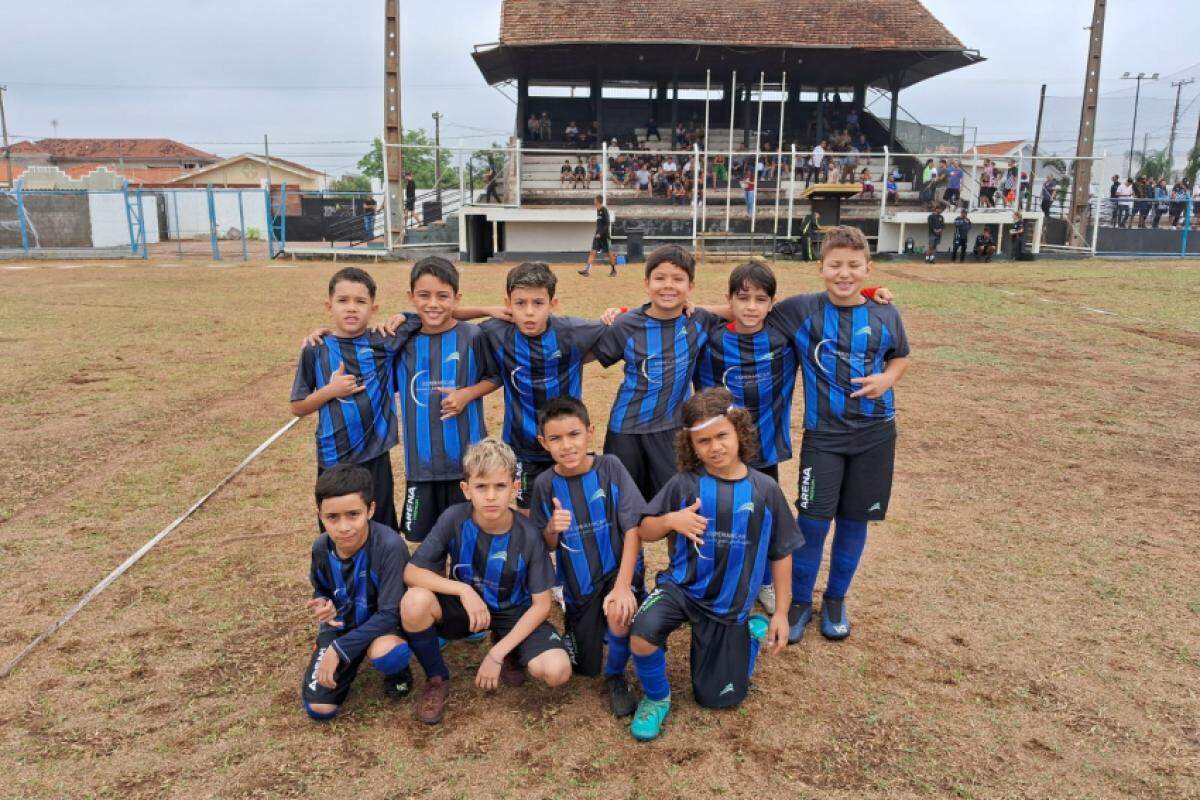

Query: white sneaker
551,585,566,611
757,584,777,616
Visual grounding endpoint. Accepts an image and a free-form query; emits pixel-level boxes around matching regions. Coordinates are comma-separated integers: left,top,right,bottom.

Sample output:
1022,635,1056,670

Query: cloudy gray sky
4,0,1198,176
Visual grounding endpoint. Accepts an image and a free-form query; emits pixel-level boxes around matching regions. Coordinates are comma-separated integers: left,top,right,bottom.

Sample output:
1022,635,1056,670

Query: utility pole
1167,78,1194,180
0,85,12,188
1069,0,1105,247
432,111,442,205
1026,84,1047,212
1122,71,1158,178
263,134,273,193
384,0,404,246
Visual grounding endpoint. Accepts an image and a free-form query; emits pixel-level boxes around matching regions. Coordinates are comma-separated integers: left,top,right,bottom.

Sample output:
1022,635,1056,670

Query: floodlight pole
1122,70,1158,178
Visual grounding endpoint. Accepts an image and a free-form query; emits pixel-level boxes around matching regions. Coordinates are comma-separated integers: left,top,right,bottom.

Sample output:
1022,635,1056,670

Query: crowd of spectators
1109,174,1196,229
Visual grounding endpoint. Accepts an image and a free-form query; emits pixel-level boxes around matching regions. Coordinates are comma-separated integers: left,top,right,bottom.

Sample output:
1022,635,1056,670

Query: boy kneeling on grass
627,388,800,741
401,438,571,724
302,464,414,721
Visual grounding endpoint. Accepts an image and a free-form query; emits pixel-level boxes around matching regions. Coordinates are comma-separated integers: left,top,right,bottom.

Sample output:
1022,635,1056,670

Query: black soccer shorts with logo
564,572,647,677
301,628,372,708
514,458,553,511
630,582,753,709
796,421,897,521
433,594,566,667
401,479,465,542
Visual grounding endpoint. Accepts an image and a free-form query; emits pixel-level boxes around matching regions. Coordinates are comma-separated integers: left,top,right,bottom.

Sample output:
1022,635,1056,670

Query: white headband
687,405,736,432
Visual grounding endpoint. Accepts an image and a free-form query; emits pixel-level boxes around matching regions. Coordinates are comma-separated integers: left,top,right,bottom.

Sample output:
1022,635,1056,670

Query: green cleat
630,695,671,741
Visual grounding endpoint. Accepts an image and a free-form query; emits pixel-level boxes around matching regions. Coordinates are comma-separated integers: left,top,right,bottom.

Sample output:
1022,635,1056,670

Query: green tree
358,131,458,189
329,173,371,192
1137,149,1172,182
1185,144,1200,184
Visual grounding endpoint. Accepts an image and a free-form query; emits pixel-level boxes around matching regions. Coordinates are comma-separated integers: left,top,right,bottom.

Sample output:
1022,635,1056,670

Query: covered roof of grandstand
473,0,982,89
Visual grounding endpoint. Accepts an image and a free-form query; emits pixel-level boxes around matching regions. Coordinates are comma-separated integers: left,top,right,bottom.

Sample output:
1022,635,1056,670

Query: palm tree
1137,150,1172,182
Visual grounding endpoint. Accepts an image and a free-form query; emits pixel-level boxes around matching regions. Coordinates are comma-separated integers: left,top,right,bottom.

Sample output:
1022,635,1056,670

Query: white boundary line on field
0,416,300,679
995,288,1146,325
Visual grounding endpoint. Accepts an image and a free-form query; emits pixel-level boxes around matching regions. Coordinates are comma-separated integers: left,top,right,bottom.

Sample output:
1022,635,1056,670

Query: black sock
408,625,449,681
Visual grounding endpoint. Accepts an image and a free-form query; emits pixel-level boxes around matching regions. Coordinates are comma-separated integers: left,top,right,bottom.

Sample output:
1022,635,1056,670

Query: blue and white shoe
747,613,769,645
787,602,813,644
630,695,671,741
820,597,851,640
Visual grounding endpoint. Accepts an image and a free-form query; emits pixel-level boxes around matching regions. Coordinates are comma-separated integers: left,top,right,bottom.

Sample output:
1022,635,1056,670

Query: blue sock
747,636,761,679
603,630,631,677
792,516,832,605
760,556,773,588
825,516,869,599
407,625,449,681
303,701,337,721
633,649,670,701
369,642,411,675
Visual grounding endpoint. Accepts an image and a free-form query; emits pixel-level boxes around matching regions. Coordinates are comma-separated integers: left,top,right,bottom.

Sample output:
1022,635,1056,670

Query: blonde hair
819,225,870,259
462,437,517,480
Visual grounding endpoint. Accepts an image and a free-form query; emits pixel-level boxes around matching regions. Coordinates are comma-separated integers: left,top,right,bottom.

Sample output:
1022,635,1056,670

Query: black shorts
301,628,370,708
318,451,398,532
434,594,566,667
515,458,553,511
401,479,465,542
404,197,415,211
564,572,646,677
630,582,752,709
796,421,897,521
927,234,942,252
603,428,678,501
592,234,611,253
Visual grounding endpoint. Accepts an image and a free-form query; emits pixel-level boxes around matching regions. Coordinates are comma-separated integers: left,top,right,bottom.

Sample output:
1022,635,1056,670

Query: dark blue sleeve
330,534,407,661
290,346,317,402
882,307,910,360
646,474,690,519
523,528,557,596
768,293,821,336
559,316,607,357
608,457,648,532
309,538,330,601
410,508,456,572
764,479,801,560
591,315,630,367
469,325,501,385
528,472,554,535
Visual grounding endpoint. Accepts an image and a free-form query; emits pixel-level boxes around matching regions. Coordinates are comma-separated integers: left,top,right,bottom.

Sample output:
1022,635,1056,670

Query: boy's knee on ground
304,702,339,720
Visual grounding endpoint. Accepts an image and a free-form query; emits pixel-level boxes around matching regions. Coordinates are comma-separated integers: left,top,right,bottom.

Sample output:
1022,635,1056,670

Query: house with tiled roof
167,153,325,190
4,137,219,186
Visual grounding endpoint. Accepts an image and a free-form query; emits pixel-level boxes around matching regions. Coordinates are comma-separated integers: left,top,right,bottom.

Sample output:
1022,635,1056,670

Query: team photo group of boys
290,225,910,741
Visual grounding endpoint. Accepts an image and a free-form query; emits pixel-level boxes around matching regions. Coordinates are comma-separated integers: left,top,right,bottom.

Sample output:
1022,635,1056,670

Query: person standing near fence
1116,178,1134,228
404,173,418,227
363,195,377,240
1009,211,1025,260
1109,175,1121,226
944,160,964,209
1040,177,1056,218
1151,180,1169,229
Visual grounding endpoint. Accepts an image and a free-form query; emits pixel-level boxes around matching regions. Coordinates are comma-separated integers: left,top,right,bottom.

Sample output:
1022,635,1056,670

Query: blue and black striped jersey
309,522,409,661
646,469,799,623
410,503,556,612
592,305,719,434
393,318,499,481
695,322,798,468
770,294,910,434
528,454,646,607
480,316,606,462
291,333,402,468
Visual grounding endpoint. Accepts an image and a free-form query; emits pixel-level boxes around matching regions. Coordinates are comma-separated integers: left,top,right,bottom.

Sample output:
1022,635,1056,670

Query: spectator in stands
1115,178,1134,227
589,156,603,187
662,156,678,180
1169,182,1190,228
674,123,687,148
859,168,874,198
560,160,573,188
945,160,964,208
636,163,651,196
572,160,587,189
1133,176,1151,228
540,112,552,142
564,121,580,144
1151,179,1169,228
483,167,502,204
645,118,661,142
979,160,996,208
886,173,898,204
527,114,541,141
404,172,418,226
855,133,870,166
920,159,937,207
742,171,756,217
812,140,828,184
1019,171,1031,208
1040,176,1057,218
1109,174,1121,225
1002,160,1017,207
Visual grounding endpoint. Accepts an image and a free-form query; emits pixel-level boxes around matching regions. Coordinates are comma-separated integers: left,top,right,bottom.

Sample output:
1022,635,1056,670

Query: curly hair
674,388,759,472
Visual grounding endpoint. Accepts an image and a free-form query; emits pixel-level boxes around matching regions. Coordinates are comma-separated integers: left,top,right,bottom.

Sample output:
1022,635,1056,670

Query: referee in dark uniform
579,195,617,277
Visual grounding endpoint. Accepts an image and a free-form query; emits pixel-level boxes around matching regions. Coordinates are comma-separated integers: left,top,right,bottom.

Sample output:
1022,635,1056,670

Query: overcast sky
4,0,1198,176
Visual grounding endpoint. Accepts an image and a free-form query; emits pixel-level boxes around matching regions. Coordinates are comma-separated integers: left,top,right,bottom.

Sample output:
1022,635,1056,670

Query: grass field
1,254,1198,799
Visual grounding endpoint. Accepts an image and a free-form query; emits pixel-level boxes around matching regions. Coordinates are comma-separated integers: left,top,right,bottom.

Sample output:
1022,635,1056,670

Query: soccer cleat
787,602,813,644
630,695,671,741
820,598,851,640
500,653,527,687
416,676,449,725
747,613,769,645
757,584,777,615
578,268,591,277
606,673,638,718
382,666,414,699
